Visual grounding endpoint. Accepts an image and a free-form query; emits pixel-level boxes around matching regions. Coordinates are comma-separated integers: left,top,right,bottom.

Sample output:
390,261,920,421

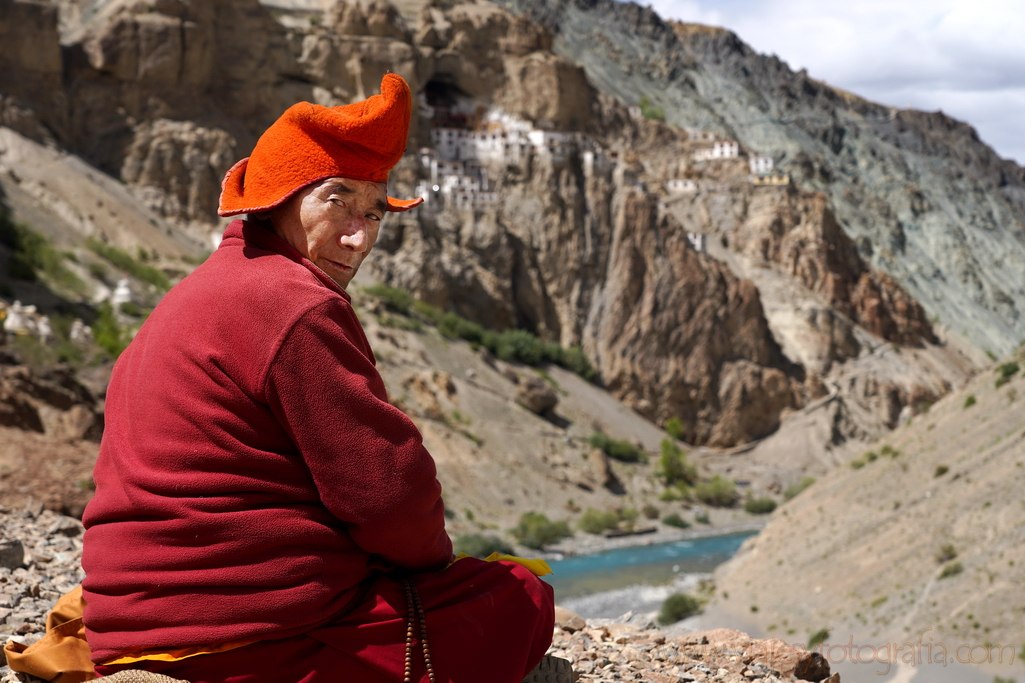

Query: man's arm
264,298,452,571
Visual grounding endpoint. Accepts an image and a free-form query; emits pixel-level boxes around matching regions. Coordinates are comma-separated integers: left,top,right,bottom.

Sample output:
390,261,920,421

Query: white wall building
666,178,698,194
749,155,774,175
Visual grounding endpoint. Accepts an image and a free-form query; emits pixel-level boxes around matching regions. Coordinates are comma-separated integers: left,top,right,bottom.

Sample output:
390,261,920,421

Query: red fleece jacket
82,219,452,663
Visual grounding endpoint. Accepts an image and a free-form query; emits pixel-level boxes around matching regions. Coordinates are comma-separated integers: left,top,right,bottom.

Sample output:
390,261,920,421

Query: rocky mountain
1,0,1003,453
710,350,1025,682
495,0,1025,359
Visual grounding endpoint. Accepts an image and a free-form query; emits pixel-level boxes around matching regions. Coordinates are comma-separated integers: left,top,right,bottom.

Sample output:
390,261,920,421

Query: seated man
81,73,555,683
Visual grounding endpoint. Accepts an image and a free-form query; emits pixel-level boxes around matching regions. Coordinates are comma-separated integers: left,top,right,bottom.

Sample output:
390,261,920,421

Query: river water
542,530,756,619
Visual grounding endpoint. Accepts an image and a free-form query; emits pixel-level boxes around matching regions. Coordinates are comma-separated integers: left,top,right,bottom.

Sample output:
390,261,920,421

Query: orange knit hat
218,73,424,217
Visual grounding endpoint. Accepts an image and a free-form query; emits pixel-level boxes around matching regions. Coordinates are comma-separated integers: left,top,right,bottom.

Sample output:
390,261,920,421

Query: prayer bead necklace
403,580,435,683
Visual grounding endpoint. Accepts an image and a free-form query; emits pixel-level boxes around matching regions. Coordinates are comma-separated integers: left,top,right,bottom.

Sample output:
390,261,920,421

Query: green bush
657,592,700,625
639,96,666,122
367,286,598,382
578,508,621,534
935,543,958,564
589,432,647,463
935,465,949,477
658,438,697,486
662,513,690,529
808,628,830,649
743,497,777,515
453,533,514,558
364,284,414,314
939,561,963,579
963,394,977,408
642,503,659,520
87,239,170,290
996,362,1020,387
783,477,815,501
663,416,685,440
93,302,129,359
695,510,710,524
694,476,739,507
0,213,83,290
494,329,545,366
511,512,572,549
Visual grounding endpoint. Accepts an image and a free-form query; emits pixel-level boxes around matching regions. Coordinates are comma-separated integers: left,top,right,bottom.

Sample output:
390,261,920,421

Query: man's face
271,177,388,290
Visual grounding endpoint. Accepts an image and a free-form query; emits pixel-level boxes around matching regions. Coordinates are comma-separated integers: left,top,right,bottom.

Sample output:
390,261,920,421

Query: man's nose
338,217,371,251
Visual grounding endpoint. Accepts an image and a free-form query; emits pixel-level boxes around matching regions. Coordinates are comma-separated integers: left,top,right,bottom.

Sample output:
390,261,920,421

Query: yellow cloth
4,585,96,683
452,552,552,577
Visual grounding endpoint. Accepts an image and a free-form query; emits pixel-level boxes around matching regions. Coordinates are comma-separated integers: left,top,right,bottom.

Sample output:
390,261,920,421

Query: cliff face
495,0,1025,359
0,0,1005,449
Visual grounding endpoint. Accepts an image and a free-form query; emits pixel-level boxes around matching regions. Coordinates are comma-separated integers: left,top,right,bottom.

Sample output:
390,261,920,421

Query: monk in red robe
81,73,555,683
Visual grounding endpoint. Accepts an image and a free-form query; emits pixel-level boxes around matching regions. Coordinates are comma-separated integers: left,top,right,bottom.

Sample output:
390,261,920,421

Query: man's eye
329,197,346,206
366,214,382,222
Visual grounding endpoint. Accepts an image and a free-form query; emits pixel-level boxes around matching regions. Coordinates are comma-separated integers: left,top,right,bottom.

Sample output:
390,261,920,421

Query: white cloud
649,0,1025,163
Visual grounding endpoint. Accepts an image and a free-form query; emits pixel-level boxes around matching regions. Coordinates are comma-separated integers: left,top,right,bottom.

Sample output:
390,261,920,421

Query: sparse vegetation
589,431,647,464
638,95,666,122
995,362,1019,387
453,533,514,558
808,628,830,649
934,465,950,477
964,394,977,408
663,416,685,440
87,238,170,290
362,285,598,382
93,302,129,358
662,513,690,529
578,508,621,534
695,510,710,524
880,445,900,458
642,503,659,520
0,211,84,291
657,592,700,625
658,438,697,486
939,561,963,579
694,476,739,507
783,477,815,501
510,512,571,549
935,543,958,564
743,497,777,515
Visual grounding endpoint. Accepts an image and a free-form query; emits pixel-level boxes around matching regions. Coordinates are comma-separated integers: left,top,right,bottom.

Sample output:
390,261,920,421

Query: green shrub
578,508,620,534
996,362,1020,387
935,465,949,477
743,497,777,515
695,510,710,524
494,329,545,366
808,628,830,649
642,503,659,520
783,477,815,501
663,416,685,440
662,513,690,529
694,476,739,507
935,543,958,564
658,439,697,486
511,512,571,549
963,394,977,408
0,213,83,290
87,239,170,290
364,284,414,314
850,457,866,469
453,533,514,558
93,302,129,359
880,445,900,458
657,592,700,625
589,432,647,463
939,561,963,579
639,96,666,122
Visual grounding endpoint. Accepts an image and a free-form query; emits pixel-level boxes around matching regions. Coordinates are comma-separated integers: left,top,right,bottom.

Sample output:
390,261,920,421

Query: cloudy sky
646,0,1025,165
